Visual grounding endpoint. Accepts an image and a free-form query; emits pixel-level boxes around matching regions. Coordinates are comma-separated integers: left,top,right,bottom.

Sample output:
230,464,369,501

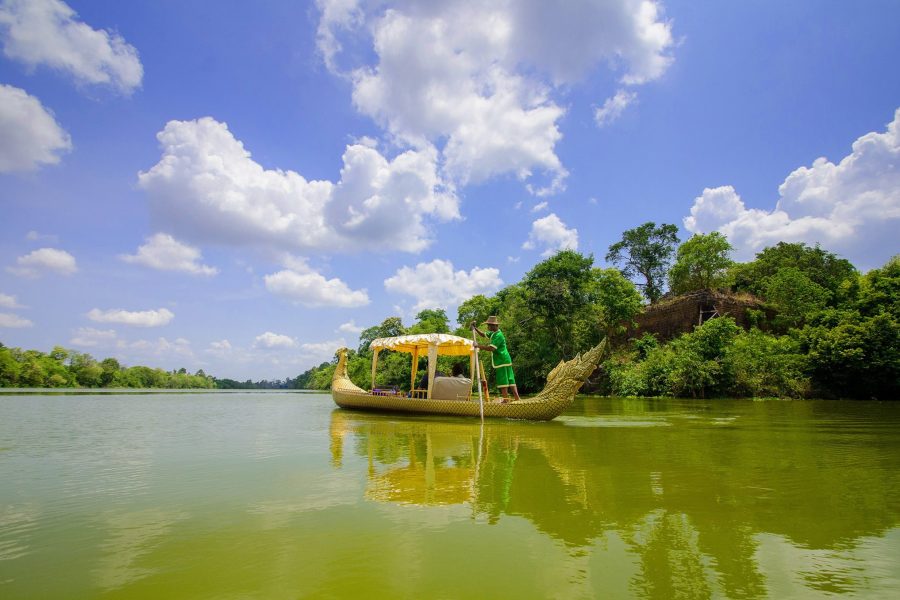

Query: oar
471,326,484,422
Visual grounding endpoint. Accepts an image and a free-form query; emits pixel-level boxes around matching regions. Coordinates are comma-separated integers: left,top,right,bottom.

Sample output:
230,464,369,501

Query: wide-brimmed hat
483,316,500,326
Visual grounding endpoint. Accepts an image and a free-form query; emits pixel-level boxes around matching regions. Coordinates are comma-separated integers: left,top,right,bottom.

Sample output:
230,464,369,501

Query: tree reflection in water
329,399,900,599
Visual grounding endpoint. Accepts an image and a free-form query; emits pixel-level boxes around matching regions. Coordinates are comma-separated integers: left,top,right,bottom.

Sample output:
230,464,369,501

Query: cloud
384,259,503,311
128,336,193,360
253,331,297,349
684,108,900,267
138,117,458,254
8,247,77,277
205,339,232,358
0,312,32,328
70,326,116,347
264,258,370,308
87,307,174,327
522,213,578,256
318,0,674,192
121,233,218,276
0,292,24,309
0,0,143,93
25,230,58,243
0,84,71,172
338,320,363,334
298,338,345,364
594,89,637,127
531,201,549,213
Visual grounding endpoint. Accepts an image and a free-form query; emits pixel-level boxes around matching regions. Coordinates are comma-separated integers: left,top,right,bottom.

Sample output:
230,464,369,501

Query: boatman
470,316,521,403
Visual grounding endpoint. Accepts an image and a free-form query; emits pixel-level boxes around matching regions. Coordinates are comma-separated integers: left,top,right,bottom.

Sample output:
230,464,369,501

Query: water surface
1,392,899,598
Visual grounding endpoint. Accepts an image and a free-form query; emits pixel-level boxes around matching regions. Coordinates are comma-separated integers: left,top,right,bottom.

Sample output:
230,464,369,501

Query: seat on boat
430,376,472,401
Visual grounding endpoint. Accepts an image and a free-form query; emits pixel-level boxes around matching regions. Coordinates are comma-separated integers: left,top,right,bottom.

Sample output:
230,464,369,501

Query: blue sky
1,0,898,380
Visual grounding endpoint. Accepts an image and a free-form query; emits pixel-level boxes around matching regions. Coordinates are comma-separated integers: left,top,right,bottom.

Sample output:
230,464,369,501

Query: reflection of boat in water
332,334,606,421
329,409,572,511
328,405,900,598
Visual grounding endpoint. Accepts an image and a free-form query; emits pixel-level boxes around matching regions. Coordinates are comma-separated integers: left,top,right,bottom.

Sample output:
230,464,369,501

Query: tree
358,316,406,354
100,358,121,386
591,268,643,337
764,267,830,328
522,250,598,358
731,242,856,305
408,309,450,334
456,294,500,329
669,232,734,295
856,255,899,319
606,222,679,303
803,312,899,399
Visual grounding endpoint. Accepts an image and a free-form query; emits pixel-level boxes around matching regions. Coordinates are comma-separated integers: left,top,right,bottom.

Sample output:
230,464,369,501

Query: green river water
1,391,899,599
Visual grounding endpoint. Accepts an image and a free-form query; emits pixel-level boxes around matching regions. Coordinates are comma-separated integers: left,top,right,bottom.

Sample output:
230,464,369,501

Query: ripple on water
556,416,672,428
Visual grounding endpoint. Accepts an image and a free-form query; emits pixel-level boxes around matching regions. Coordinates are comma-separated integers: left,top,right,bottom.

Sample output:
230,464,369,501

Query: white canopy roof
370,333,474,357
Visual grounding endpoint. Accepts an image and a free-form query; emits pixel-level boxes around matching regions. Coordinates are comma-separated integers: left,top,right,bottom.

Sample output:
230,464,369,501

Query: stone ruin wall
629,290,771,342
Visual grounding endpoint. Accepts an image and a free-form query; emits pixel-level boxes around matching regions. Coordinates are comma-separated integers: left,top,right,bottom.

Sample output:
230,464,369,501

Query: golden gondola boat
331,333,606,421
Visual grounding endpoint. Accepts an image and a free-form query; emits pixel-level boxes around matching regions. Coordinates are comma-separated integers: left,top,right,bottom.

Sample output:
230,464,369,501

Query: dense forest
296,226,899,400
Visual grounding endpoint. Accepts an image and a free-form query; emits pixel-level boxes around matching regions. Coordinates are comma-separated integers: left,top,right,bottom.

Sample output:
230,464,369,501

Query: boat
331,332,606,421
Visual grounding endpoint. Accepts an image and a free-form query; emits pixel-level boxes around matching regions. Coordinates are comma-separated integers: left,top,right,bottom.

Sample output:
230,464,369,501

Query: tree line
296,224,899,400
0,345,216,389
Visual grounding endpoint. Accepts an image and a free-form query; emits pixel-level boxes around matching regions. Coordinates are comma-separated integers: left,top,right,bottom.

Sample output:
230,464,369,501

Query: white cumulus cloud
523,213,579,256
121,233,218,276
264,258,370,308
87,307,174,327
0,292,24,309
318,0,674,193
8,247,77,277
69,326,117,347
384,259,503,312
684,108,900,267
0,0,143,93
338,320,363,334
594,89,637,127
298,338,345,364
0,84,71,172
138,117,458,254
0,312,32,327
254,331,297,349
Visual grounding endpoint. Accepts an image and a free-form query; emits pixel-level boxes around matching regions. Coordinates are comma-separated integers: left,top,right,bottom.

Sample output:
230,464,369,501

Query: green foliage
522,250,602,360
592,268,644,336
763,267,830,329
731,242,856,306
669,232,734,295
456,294,500,328
606,318,809,399
606,221,680,303
358,316,405,354
408,309,450,334
0,343,214,389
856,255,900,319
801,311,899,399
728,330,809,398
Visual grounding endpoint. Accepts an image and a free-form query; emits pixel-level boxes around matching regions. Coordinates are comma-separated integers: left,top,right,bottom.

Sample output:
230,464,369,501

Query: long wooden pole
471,327,484,422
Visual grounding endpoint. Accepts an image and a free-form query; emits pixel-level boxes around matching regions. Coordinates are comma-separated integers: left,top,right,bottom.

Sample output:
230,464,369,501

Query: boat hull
332,387,574,421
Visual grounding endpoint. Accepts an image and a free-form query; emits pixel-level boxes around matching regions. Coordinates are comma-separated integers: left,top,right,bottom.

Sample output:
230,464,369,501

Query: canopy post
426,343,437,400
370,348,380,391
410,346,419,391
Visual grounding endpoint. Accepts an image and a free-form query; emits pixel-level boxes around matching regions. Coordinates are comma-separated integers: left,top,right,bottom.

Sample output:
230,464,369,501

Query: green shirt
488,330,513,368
